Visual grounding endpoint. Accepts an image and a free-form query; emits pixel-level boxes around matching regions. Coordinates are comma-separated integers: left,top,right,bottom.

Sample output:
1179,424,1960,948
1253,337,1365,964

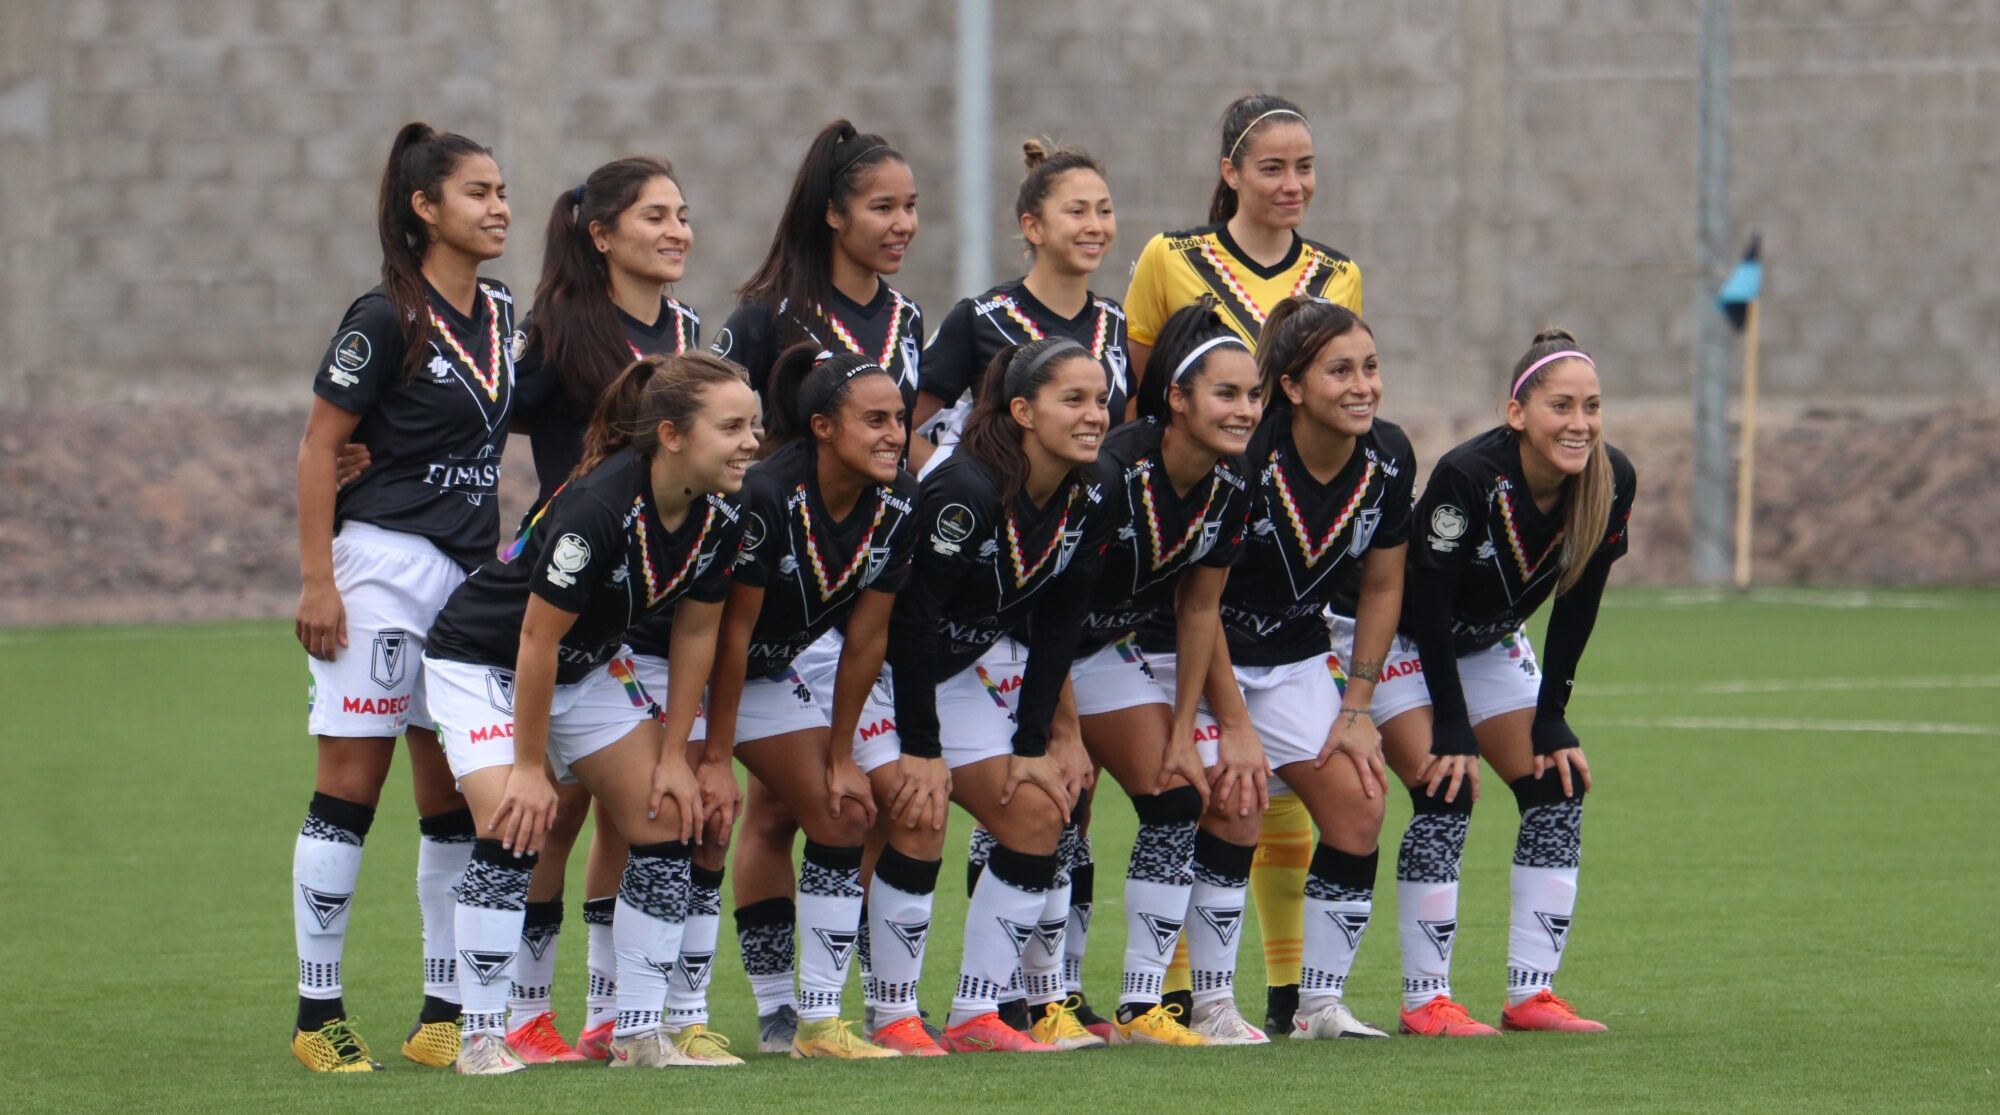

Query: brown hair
377,121,493,378
740,119,904,319
1508,327,1612,594
762,344,894,449
1256,296,1372,414
959,337,1098,507
1209,93,1308,225
572,352,748,480
1016,138,1106,257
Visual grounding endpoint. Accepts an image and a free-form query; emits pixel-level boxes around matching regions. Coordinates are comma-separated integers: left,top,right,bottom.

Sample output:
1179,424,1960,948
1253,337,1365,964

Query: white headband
1172,336,1249,384
1228,108,1310,159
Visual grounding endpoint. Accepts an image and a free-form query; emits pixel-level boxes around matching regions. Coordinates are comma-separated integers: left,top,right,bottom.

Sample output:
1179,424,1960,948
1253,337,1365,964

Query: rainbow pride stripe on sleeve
500,482,567,563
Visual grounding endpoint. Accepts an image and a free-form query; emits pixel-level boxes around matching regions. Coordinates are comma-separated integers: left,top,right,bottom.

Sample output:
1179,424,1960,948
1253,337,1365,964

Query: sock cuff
689,864,726,892
307,792,376,838
1069,860,1095,903
417,807,476,840
582,896,615,925
985,844,1059,892
733,895,796,930
802,840,864,872
1309,844,1379,890
1132,784,1203,824
1408,783,1475,816
1510,772,1581,811
1194,829,1257,880
629,840,694,861
523,897,564,929
875,845,943,895
471,837,536,868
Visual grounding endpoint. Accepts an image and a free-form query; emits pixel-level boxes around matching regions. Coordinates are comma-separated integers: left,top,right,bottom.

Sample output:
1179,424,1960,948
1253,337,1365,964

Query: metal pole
1691,0,1733,584
1731,299,1760,589
955,0,993,298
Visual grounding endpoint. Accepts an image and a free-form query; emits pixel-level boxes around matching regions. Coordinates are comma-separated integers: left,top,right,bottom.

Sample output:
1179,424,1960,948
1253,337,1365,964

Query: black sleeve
1530,555,1610,755
1371,429,1419,549
711,301,775,393
525,492,627,616
1010,528,1105,757
1198,466,1255,569
919,299,976,401
886,473,989,759
311,293,402,414
1404,463,1485,756
684,498,747,605
728,472,786,590
869,477,921,594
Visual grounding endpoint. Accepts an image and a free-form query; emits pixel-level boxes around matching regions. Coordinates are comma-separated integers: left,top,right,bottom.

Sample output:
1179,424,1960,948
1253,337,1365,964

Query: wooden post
1731,298,1761,590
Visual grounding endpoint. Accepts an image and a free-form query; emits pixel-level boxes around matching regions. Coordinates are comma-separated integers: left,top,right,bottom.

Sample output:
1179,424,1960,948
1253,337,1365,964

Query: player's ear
1009,394,1035,431
1504,398,1528,433
655,417,685,453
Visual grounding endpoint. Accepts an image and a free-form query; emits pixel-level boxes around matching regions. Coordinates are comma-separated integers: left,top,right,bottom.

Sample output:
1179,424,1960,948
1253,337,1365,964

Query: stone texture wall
1,0,1994,406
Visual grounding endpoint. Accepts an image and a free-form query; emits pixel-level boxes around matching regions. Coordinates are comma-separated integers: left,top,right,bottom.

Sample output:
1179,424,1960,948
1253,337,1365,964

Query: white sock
733,896,798,1018
950,845,1056,1026
293,794,373,1006
1397,792,1471,1011
613,842,691,1037
665,866,723,1028
1506,781,1583,1006
1022,876,1072,1007
455,841,532,1036
867,847,940,1026
506,897,562,1028
416,810,476,1005
796,842,864,1021
1300,846,1377,1015
582,896,617,1029
1187,831,1255,1011
1120,788,1200,1008
1063,827,1093,994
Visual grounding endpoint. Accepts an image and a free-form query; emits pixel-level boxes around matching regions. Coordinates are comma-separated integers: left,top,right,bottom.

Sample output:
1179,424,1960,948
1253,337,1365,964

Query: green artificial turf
2,587,1995,1112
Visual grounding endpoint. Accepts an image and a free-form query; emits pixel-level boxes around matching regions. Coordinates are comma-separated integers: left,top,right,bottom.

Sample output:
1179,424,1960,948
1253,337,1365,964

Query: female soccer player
506,156,710,1064
290,122,515,1073
911,139,1129,475
713,119,923,1047
844,337,1113,1054
1141,297,1415,1042
1383,329,1635,1037
1122,94,1365,1031
1055,299,1260,1048
421,352,756,1073
701,346,919,1059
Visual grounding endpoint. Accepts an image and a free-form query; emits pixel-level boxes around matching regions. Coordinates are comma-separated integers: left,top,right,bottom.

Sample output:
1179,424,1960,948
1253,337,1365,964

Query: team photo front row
289,99,1633,1074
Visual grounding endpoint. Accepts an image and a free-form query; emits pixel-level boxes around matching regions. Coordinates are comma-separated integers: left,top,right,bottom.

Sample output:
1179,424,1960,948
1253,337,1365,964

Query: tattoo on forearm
1348,658,1384,684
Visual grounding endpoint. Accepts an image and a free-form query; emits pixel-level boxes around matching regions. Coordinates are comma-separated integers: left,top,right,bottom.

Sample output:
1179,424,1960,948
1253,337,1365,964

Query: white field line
1579,675,2000,698
1608,589,1955,610
0,626,275,647
1574,715,1998,737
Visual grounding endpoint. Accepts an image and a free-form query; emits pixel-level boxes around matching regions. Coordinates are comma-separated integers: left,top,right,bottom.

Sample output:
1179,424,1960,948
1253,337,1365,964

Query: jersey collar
1214,224,1303,282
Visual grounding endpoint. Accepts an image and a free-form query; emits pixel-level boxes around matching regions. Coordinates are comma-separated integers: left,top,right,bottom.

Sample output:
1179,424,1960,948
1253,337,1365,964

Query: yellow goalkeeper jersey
1123,222,1362,348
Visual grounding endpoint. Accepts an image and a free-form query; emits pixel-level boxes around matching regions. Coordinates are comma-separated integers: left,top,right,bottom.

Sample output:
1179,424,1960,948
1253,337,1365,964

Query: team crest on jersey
1348,507,1383,556
508,329,527,362
458,949,515,986
546,533,590,588
1196,905,1243,947
485,669,515,714
370,630,409,690
898,334,921,386
1051,528,1085,576
298,884,352,930
1105,344,1130,393
861,545,894,587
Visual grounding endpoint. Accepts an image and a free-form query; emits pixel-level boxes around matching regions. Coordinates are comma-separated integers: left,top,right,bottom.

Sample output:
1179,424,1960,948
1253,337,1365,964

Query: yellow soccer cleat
670,1023,746,1066
1109,1002,1205,1047
292,1016,382,1072
1031,997,1108,1051
402,1017,461,1067
791,1017,900,1059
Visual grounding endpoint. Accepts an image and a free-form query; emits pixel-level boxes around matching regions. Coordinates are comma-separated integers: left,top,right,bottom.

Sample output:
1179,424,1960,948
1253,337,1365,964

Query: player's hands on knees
1049,729,1094,805
1417,753,1480,805
1002,754,1073,822
334,442,373,487
826,757,879,826
1533,747,1592,797
693,757,741,844
1319,707,1388,799
647,754,703,842
889,755,950,832
1155,719,1211,811
492,765,558,857
295,581,347,661
1210,717,1269,819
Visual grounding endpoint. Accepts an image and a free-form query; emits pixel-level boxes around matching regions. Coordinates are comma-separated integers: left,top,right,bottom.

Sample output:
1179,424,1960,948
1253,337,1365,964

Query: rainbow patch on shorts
606,657,651,709
973,664,1012,710
1113,637,1142,664
1501,628,1526,659
1326,653,1348,698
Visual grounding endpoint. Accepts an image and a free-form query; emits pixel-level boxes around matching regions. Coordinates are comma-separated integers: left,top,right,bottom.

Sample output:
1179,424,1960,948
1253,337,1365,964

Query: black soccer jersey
731,439,919,676
887,453,1114,758
711,285,924,412
921,281,1131,429
513,297,701,502
426,448,744,685
1078,419,1252,653
312,279,519,570
1140,414,1416,667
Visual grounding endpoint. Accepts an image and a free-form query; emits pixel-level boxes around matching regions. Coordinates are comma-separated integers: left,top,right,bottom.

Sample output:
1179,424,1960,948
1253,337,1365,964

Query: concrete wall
0,0,1994,407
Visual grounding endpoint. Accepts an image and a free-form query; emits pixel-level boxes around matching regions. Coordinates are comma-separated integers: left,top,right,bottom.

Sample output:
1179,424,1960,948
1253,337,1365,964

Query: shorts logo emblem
370,630,409,690
485,669,515,714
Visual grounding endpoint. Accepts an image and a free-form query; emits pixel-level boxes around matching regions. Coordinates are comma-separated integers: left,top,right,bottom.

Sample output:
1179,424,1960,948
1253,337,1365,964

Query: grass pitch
3,588,1996,1113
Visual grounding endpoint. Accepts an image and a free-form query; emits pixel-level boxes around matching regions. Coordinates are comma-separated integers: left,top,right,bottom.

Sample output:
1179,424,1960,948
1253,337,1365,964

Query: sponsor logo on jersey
330,331,371,385
370,630,410,690
858,717,896,742
931,502,976,554
742,512,767,552
546,533,590,588
422,444,502,505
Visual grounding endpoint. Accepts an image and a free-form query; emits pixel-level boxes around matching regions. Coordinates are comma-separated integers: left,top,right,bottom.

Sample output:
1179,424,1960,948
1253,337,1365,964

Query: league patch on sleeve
546,533,591,588
931,503,975,555
1428,505,1467,552
327,331,371,387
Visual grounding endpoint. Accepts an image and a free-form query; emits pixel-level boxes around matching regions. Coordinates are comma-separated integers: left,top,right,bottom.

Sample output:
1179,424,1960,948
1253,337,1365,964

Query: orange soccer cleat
1500,989,1608,1033
870,1014,949,1057
574,1019,614,1061
504,1011,586,1063
1398,995,1501,1037
941,1011,1057,1053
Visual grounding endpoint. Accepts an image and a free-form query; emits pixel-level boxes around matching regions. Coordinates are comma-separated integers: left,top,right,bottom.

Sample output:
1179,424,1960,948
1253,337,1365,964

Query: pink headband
1512,350,1594,399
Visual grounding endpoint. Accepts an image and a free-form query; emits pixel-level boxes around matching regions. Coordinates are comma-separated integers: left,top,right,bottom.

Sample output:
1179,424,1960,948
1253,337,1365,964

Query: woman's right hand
647,753,704,843
335,442,373,487
491,765,559,857
888,755,951,832
1209,717,1269,819
1416,753,1481,804
295,579,346,661
1000,753,1074,822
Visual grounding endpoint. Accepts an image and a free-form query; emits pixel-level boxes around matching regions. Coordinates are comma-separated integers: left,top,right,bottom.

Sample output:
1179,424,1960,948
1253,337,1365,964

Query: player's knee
802,798,868,848
1510,771,1584,813
1131,784,1204,827
985,841,1060,895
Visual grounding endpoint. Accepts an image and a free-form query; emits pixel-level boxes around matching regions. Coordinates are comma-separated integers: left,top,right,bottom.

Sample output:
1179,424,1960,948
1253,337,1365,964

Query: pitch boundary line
1574,715,1998,737
1580,675,2000,697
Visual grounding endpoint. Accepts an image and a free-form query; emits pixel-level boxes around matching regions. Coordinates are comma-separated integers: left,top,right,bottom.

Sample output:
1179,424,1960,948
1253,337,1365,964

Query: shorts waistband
338,521,455,561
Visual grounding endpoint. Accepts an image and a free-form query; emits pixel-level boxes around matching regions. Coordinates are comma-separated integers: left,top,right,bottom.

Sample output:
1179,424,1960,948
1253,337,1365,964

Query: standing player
852,337,1113,1054
505,156,708,1063
703,347,919,1059
712,119,923,1046
421,352,756,1073
911,139,1129,475
1061,299,1263,1047
1122,93,1363,1031
290,122,515,1072
1383,329,1635,1037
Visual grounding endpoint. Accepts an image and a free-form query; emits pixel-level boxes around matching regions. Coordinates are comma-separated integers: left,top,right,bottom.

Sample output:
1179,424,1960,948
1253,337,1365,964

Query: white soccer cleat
1292,1000,1390,1040
1189,1000,1271,1046
454,1031,528,1075
606,1027,714,1068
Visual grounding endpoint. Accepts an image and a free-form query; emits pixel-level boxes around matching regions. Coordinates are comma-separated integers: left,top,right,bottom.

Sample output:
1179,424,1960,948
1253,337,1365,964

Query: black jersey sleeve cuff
1530,712,1581,756
1429,714,1480,758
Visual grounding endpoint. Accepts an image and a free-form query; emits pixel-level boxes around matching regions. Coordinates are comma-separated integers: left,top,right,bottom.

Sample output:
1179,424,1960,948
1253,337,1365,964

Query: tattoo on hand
1349,658,1384,684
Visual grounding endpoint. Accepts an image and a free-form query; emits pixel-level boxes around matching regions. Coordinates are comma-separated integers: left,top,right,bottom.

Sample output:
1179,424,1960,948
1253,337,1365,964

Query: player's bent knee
1131,783,1204,826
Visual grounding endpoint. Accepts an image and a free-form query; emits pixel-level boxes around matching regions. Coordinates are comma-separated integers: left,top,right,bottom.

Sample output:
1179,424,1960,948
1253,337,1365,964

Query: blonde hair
1509,327,1612,595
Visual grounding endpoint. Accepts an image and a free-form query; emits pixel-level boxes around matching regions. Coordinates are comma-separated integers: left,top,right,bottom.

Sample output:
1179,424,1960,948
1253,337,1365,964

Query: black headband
1005,339,1088,400
796,358,889,426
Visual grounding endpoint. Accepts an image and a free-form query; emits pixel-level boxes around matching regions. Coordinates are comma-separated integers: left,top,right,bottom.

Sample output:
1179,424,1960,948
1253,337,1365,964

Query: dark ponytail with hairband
762,343,894,450
1137,295,1248,423
959,336,1095,506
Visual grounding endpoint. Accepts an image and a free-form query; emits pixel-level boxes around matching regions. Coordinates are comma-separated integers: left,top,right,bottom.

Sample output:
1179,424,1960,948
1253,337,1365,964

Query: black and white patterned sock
1187,829,1256,1010
454,839,533,1036
613,841,691,1036
1301,845,1377,1016
416,808,476,1006
1397,785,1472,1010
951,844,1056,1026
582,896,616,1029
1120,787,1201,1008
665,866,723,1028
868,847,940,1026
797,842,864,1021
734,896,797,1017
293,793,374,1026
506,895,563,1028
1064,829,1094,994
1506,775,1583,1005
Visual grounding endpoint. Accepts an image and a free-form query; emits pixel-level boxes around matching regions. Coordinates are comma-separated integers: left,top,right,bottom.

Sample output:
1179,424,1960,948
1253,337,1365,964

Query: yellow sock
1250,792,1313,987
1165,935,1192,994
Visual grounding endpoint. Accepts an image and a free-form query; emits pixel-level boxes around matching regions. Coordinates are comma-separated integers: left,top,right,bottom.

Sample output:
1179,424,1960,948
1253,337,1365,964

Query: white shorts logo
547,533,591,588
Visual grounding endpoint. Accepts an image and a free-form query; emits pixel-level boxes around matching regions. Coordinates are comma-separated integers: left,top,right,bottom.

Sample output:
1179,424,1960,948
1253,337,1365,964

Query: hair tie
1006,339,1087,399
570,183,586,207
1511,350,1594,399
1171,335,1249,385
835,143,891,181
1227,108,1310,159
796,359,888,425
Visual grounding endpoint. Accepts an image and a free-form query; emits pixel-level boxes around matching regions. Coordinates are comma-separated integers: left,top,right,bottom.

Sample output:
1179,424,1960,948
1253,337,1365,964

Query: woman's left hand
1318,706,1388,798
1533,746,1592,797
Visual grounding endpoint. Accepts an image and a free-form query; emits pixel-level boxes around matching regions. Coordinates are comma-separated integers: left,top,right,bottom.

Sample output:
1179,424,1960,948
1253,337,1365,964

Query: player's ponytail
960,337,1094,507
1209,93,1308,225
763,343,893,451
573,352,748,480
1508,327,1613,595
1137,295,1246,424
1256,296,1371,415
741,119,904,321
530,157,680,413
1015,138,1105,257
377,121,492,378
